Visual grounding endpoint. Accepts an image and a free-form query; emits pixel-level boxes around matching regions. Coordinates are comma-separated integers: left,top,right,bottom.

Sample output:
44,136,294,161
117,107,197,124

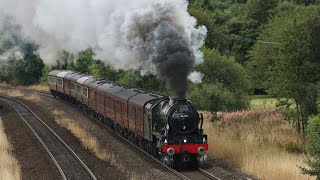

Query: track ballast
0,95,97,180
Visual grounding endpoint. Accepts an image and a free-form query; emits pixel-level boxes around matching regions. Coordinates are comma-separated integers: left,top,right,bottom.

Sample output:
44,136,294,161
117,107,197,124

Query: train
48,70,208,168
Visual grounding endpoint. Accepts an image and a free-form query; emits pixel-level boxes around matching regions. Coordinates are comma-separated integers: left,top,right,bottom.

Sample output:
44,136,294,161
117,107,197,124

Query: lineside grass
0,117,21,180
55,118,118,165
0,83,49,92
24,84,49,92
52,111,132,176
24,93,40,102
202,110,314,180
0,89,40,102
0,90,24,97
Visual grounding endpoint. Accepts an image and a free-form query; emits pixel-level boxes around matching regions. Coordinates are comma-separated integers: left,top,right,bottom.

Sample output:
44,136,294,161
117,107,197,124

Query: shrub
301,115,320,178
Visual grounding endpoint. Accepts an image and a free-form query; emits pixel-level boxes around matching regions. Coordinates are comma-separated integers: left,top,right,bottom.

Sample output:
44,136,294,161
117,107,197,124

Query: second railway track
0,95,97,180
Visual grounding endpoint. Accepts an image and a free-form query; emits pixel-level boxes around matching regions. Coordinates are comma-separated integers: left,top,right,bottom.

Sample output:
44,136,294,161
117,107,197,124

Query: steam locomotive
48,70,208,168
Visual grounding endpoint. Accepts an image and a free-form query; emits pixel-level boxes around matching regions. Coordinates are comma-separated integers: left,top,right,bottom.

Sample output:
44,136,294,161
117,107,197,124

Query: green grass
250,94,275,99
250,95,278,110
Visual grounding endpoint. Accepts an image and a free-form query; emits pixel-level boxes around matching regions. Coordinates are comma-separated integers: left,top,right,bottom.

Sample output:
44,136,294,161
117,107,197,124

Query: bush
301,115,320,178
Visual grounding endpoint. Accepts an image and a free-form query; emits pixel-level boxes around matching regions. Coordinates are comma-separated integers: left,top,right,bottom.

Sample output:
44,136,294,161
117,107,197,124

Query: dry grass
53,113,131,176
52,109,65,118
0,90,24,97
0,117,21,180
24,85,49,92
0,83,9,88
202,110,315,180
55,118,118,164
0,89,40,102
24,93,40,102
0,83,49,92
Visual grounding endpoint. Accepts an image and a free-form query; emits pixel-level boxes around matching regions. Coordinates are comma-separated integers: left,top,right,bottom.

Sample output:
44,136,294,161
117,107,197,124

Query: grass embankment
0,83,49,92
0,89,40,103
203,96,314,180
52,109,117,165
52,110,132,176
0,117,21,180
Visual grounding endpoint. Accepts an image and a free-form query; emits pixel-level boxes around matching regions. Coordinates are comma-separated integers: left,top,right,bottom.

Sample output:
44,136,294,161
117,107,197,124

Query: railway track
198,168,221,180
1,87,223,180
0,95,97,180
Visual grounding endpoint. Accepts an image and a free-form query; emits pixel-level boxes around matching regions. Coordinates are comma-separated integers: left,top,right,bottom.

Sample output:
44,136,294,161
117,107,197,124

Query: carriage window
57,78,63,86
48,77,56,84
129,106,135,119
77,85,82,93
70,82,75,90
83,87,88,97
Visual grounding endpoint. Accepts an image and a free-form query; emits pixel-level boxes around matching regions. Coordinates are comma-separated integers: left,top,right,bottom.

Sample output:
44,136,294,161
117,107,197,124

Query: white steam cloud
188,71,204,84
0,14,23,62
0,0,206,96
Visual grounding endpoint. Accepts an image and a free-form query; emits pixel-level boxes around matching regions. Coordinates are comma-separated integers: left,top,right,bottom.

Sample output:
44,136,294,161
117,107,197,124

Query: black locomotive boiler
48,70,208,168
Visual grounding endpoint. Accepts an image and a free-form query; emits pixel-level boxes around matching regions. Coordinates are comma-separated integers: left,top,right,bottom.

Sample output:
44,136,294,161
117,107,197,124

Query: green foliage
188,2,230,52
0,42,44,85
301,102,320,178
39,65,49,85
90,61,118,81
188,48,250,113
249,5,320,134
189,83,240,112
246,0,278,24
197,48,250,94
289,0,320,5
0,58,16,83
73,50,94,74
117,69,169,94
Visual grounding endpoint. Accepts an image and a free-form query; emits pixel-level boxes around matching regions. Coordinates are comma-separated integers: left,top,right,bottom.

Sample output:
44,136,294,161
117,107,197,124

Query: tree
14,43,44,85
301,99,320,178
188,48,250,118
196,48,250,96
117,69,169,94
249,5,320,134
289,0,320,5
189,83,238,120
72,49,94,74
246,0,278,24
90,61,119,82
229,0,278,63
188,1,231,53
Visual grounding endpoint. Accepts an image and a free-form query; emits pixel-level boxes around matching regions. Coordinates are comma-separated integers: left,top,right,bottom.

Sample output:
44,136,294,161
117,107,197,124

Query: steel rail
0,95,97,180
198,168,221,180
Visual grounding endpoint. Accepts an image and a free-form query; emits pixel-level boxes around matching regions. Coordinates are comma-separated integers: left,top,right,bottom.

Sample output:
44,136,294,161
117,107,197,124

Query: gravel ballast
0,102,61,180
